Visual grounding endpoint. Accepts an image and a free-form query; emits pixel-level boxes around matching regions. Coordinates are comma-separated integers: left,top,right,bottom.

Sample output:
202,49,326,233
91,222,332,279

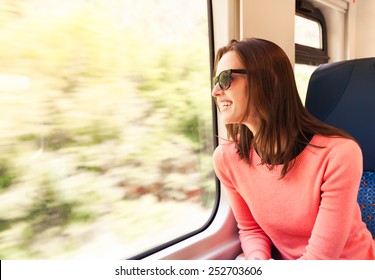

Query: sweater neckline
250,134,320,176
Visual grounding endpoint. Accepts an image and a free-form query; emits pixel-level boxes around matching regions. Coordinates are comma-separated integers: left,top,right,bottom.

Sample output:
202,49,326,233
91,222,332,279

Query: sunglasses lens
213,69,246,91
212,76,219,87
219,70,231,90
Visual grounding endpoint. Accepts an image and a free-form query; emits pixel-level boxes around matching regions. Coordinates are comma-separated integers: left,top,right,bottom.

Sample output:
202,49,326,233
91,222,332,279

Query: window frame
295,0,329,65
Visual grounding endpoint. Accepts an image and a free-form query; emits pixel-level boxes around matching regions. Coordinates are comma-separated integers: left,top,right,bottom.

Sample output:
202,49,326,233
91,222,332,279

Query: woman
212,38,375,260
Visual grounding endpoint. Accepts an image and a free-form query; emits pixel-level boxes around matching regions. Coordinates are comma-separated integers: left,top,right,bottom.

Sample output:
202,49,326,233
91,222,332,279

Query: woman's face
212,51,259,134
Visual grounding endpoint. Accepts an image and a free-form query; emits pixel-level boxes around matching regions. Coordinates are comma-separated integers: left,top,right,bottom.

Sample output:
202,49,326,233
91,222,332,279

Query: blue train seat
305,57,375,237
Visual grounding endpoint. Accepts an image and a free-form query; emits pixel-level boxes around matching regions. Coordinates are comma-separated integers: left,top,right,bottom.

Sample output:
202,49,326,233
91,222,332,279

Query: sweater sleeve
213,145,272,260
299,139,363,260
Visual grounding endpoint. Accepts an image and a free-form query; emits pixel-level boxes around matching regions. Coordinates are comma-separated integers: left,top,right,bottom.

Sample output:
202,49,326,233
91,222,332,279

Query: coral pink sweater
213,135,375,260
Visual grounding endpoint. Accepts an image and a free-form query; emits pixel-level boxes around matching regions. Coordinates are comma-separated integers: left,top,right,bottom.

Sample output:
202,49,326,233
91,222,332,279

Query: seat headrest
305,57,375,171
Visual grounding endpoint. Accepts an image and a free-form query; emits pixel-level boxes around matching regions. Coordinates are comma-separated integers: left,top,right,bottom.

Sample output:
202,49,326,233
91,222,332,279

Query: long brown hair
214,38,354,177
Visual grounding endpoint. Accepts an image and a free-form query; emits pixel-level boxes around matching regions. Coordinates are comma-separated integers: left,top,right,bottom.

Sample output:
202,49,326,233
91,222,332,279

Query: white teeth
220,101,232,109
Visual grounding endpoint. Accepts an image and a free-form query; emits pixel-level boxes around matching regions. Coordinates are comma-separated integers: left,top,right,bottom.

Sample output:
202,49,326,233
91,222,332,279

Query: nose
211,84,223,98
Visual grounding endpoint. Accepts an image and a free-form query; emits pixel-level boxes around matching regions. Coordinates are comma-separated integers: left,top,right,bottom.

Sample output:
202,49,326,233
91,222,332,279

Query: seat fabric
305,57,375,237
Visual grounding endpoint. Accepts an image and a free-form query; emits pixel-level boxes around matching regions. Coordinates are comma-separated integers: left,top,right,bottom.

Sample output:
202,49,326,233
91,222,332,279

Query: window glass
0,0,214,259
294,64,317,104
294,14,322,103
295,15,322,49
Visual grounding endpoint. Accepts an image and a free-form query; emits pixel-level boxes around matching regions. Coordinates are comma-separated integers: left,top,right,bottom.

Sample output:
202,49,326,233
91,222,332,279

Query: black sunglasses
212,69,247,90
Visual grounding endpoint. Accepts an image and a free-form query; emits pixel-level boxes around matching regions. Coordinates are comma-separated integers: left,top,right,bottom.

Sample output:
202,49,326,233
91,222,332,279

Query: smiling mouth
220,101,233,111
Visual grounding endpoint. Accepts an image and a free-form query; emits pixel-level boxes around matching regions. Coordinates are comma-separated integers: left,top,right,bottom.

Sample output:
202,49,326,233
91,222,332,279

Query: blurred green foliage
0,160,15,191
0,0,214,259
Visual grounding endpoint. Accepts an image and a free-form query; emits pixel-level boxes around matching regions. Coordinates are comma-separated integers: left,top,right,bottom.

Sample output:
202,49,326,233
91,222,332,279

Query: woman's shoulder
313,134,359,147
214,140,238,154
312,134,362,158
213,141,240,163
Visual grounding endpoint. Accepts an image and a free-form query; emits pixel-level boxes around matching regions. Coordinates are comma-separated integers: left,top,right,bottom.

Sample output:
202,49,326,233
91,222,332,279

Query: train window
294,63,317,104
295,15,322,49
294,0,328,103
0,0,215,259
